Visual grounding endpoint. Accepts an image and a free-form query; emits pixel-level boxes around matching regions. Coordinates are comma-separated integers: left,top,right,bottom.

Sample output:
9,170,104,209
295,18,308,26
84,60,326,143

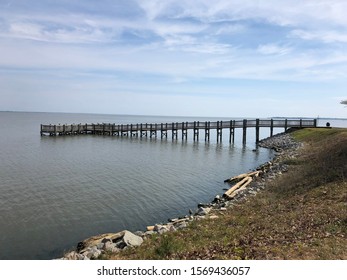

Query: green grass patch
292,128,346,142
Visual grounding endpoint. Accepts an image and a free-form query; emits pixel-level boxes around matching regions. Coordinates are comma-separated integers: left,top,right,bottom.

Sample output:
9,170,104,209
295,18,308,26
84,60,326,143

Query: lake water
0,112,346,259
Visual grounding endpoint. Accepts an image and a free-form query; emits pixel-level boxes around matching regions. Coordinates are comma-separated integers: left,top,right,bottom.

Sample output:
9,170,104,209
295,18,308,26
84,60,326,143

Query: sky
0,0,347,118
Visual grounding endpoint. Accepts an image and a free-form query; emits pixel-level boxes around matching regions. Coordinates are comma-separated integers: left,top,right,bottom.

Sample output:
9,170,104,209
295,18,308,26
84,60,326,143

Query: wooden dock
40,118,317,143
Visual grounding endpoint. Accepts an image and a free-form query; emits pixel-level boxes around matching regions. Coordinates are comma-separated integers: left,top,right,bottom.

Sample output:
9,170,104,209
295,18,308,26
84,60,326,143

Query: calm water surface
0,112,345,259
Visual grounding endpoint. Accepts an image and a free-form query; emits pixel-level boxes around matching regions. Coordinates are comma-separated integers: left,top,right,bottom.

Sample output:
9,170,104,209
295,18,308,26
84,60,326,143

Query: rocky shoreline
61,131,302,260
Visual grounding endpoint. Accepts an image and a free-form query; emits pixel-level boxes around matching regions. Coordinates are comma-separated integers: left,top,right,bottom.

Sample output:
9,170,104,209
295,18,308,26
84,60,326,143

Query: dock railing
41,118,317,143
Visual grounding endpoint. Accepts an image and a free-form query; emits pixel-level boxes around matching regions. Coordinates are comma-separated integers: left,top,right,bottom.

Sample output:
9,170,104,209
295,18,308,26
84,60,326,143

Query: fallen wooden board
225,178,253,199
223,176,253,199
224,170,260,183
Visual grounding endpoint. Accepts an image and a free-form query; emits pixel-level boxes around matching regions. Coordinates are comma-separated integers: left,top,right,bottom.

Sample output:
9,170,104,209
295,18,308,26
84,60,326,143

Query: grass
106,128,347,260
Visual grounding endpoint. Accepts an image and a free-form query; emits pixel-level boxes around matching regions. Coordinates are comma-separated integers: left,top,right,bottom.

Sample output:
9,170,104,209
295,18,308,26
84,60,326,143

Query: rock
121,230,144,247
169,224,177,232
104,241,120,253
134,231,144,237
147,226,155,231
209,215,219,220
194,216,206,221
196,207,211,216
198,203,211,208
82,232,125,248
213,195,222,203
154,224,169,235
81,246,102,259
63,251,85,260
143,230,155,237
80,230,143,254
175,221,188,230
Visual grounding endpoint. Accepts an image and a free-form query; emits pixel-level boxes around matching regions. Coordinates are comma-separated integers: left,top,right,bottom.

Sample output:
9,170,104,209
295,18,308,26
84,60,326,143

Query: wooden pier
40,118,317,143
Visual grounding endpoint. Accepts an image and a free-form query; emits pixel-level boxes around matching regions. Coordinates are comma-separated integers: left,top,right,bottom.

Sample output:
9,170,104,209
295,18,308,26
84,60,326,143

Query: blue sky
1,0,347,118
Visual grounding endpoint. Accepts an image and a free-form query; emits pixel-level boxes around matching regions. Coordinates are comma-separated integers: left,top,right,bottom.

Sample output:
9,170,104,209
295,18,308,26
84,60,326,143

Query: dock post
300,118,303,128
220,120,223,141
197,121,200,141
217,121,222,142
182,122,184,140
208,121,211,141
204,122,207,141
184,122,188,140
229,120,233,143
270,119,274,137
256,119,260,143
284,119,288,132
242,119,247,144
171,122,176,140
149,124,157,138
160,123,167,139
205,121,210,141
193,121,199,141
232,120,235,143
182,122,185,140
175,123,178,139
205,122,211,141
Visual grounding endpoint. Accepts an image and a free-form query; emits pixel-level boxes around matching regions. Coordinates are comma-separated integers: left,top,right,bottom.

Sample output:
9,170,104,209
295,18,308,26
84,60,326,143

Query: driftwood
223,170,261,199
224,170,260,183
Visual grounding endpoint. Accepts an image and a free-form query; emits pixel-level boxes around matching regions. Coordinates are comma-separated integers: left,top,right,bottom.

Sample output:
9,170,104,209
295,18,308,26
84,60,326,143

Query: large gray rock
104,241,120,253
154,224,169,235
175,221,188,230
196,207,211,216
81,246,102,259
62,251,86,260
121,230,144,247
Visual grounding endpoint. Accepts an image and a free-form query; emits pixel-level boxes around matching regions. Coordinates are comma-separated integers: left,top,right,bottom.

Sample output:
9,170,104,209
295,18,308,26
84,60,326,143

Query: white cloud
257,44,292,56
291,29,347,43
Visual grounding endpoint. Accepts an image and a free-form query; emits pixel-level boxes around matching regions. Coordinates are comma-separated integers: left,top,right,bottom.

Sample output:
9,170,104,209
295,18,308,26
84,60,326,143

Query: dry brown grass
106,128,347,260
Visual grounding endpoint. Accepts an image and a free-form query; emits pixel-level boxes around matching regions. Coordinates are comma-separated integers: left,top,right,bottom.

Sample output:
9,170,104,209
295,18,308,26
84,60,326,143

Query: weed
154,234,183,259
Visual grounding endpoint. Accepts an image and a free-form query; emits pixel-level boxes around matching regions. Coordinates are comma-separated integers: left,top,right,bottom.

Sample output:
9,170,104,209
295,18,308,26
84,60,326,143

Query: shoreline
60,132,301,260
